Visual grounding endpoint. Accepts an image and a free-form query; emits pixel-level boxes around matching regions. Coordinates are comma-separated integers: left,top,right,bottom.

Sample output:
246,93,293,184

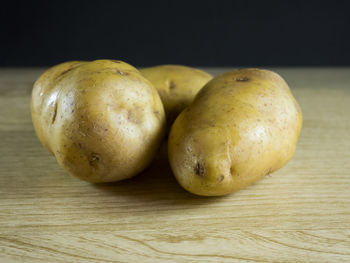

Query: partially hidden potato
140,65,212,125
31,59,166,183
168,68,302,196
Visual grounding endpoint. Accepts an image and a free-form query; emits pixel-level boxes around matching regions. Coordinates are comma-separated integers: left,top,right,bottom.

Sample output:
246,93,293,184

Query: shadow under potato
92,142,223,207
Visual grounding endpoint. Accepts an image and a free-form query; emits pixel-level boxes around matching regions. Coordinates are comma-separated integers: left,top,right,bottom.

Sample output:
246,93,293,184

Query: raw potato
140,65,212,125
31,60,166,183
168,68,302,196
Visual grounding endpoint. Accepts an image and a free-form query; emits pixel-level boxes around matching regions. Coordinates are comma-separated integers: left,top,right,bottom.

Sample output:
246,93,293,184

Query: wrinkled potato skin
140,65,212,124
168,69,302,196
31,60,166,183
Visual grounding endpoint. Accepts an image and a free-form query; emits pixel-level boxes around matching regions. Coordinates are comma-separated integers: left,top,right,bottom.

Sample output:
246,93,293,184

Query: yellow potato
140,65,212,125
31,59,166,183
168,68,302,196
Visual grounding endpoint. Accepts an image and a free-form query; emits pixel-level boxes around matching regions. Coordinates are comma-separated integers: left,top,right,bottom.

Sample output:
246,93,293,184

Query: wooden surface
0,68,350,263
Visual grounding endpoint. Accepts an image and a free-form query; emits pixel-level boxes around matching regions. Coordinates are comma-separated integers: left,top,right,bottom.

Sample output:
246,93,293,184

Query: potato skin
31,60,166,183
168,68,302,196
140,65,212,125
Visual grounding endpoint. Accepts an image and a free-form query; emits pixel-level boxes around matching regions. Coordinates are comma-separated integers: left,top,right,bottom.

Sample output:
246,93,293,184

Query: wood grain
0,68,349,262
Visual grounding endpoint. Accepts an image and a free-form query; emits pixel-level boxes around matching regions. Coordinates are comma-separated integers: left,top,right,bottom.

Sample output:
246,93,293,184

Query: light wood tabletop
0,67,349,263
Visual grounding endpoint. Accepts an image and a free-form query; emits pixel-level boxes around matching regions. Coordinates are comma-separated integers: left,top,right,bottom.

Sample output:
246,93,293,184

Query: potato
31,59,166,183
168,68,302,196
140,65,212,125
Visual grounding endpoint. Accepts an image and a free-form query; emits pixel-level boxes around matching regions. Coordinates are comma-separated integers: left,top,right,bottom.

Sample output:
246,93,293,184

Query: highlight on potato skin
31,59,166,183
140,65,213,126
168,68,303,196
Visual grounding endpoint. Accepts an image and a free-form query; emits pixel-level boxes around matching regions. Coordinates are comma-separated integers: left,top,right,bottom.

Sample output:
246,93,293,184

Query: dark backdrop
1,0,350,67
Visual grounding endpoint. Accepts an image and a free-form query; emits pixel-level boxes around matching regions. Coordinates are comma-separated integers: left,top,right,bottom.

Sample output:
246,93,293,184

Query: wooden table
0,68,349,262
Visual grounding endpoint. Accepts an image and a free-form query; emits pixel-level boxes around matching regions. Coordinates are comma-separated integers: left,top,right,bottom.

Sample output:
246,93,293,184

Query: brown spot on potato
110,68,129,75
236,77,249,82
127,111,134,122
194,162,205,177
117,70,127,75
120,70,129,75
89,153,100,167
230,166,239,176
218,175,224,182
266,167,272,176
57,67,75,78
51,103,58,124
169,80,176,89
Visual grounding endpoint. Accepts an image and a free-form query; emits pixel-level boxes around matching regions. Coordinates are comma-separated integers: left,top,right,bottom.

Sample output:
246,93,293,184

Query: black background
1,0,350,67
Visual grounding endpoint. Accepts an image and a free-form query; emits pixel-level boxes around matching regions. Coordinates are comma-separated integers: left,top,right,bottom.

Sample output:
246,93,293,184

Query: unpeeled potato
168,68,302,196
140,65,212,125
31,59,166,183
